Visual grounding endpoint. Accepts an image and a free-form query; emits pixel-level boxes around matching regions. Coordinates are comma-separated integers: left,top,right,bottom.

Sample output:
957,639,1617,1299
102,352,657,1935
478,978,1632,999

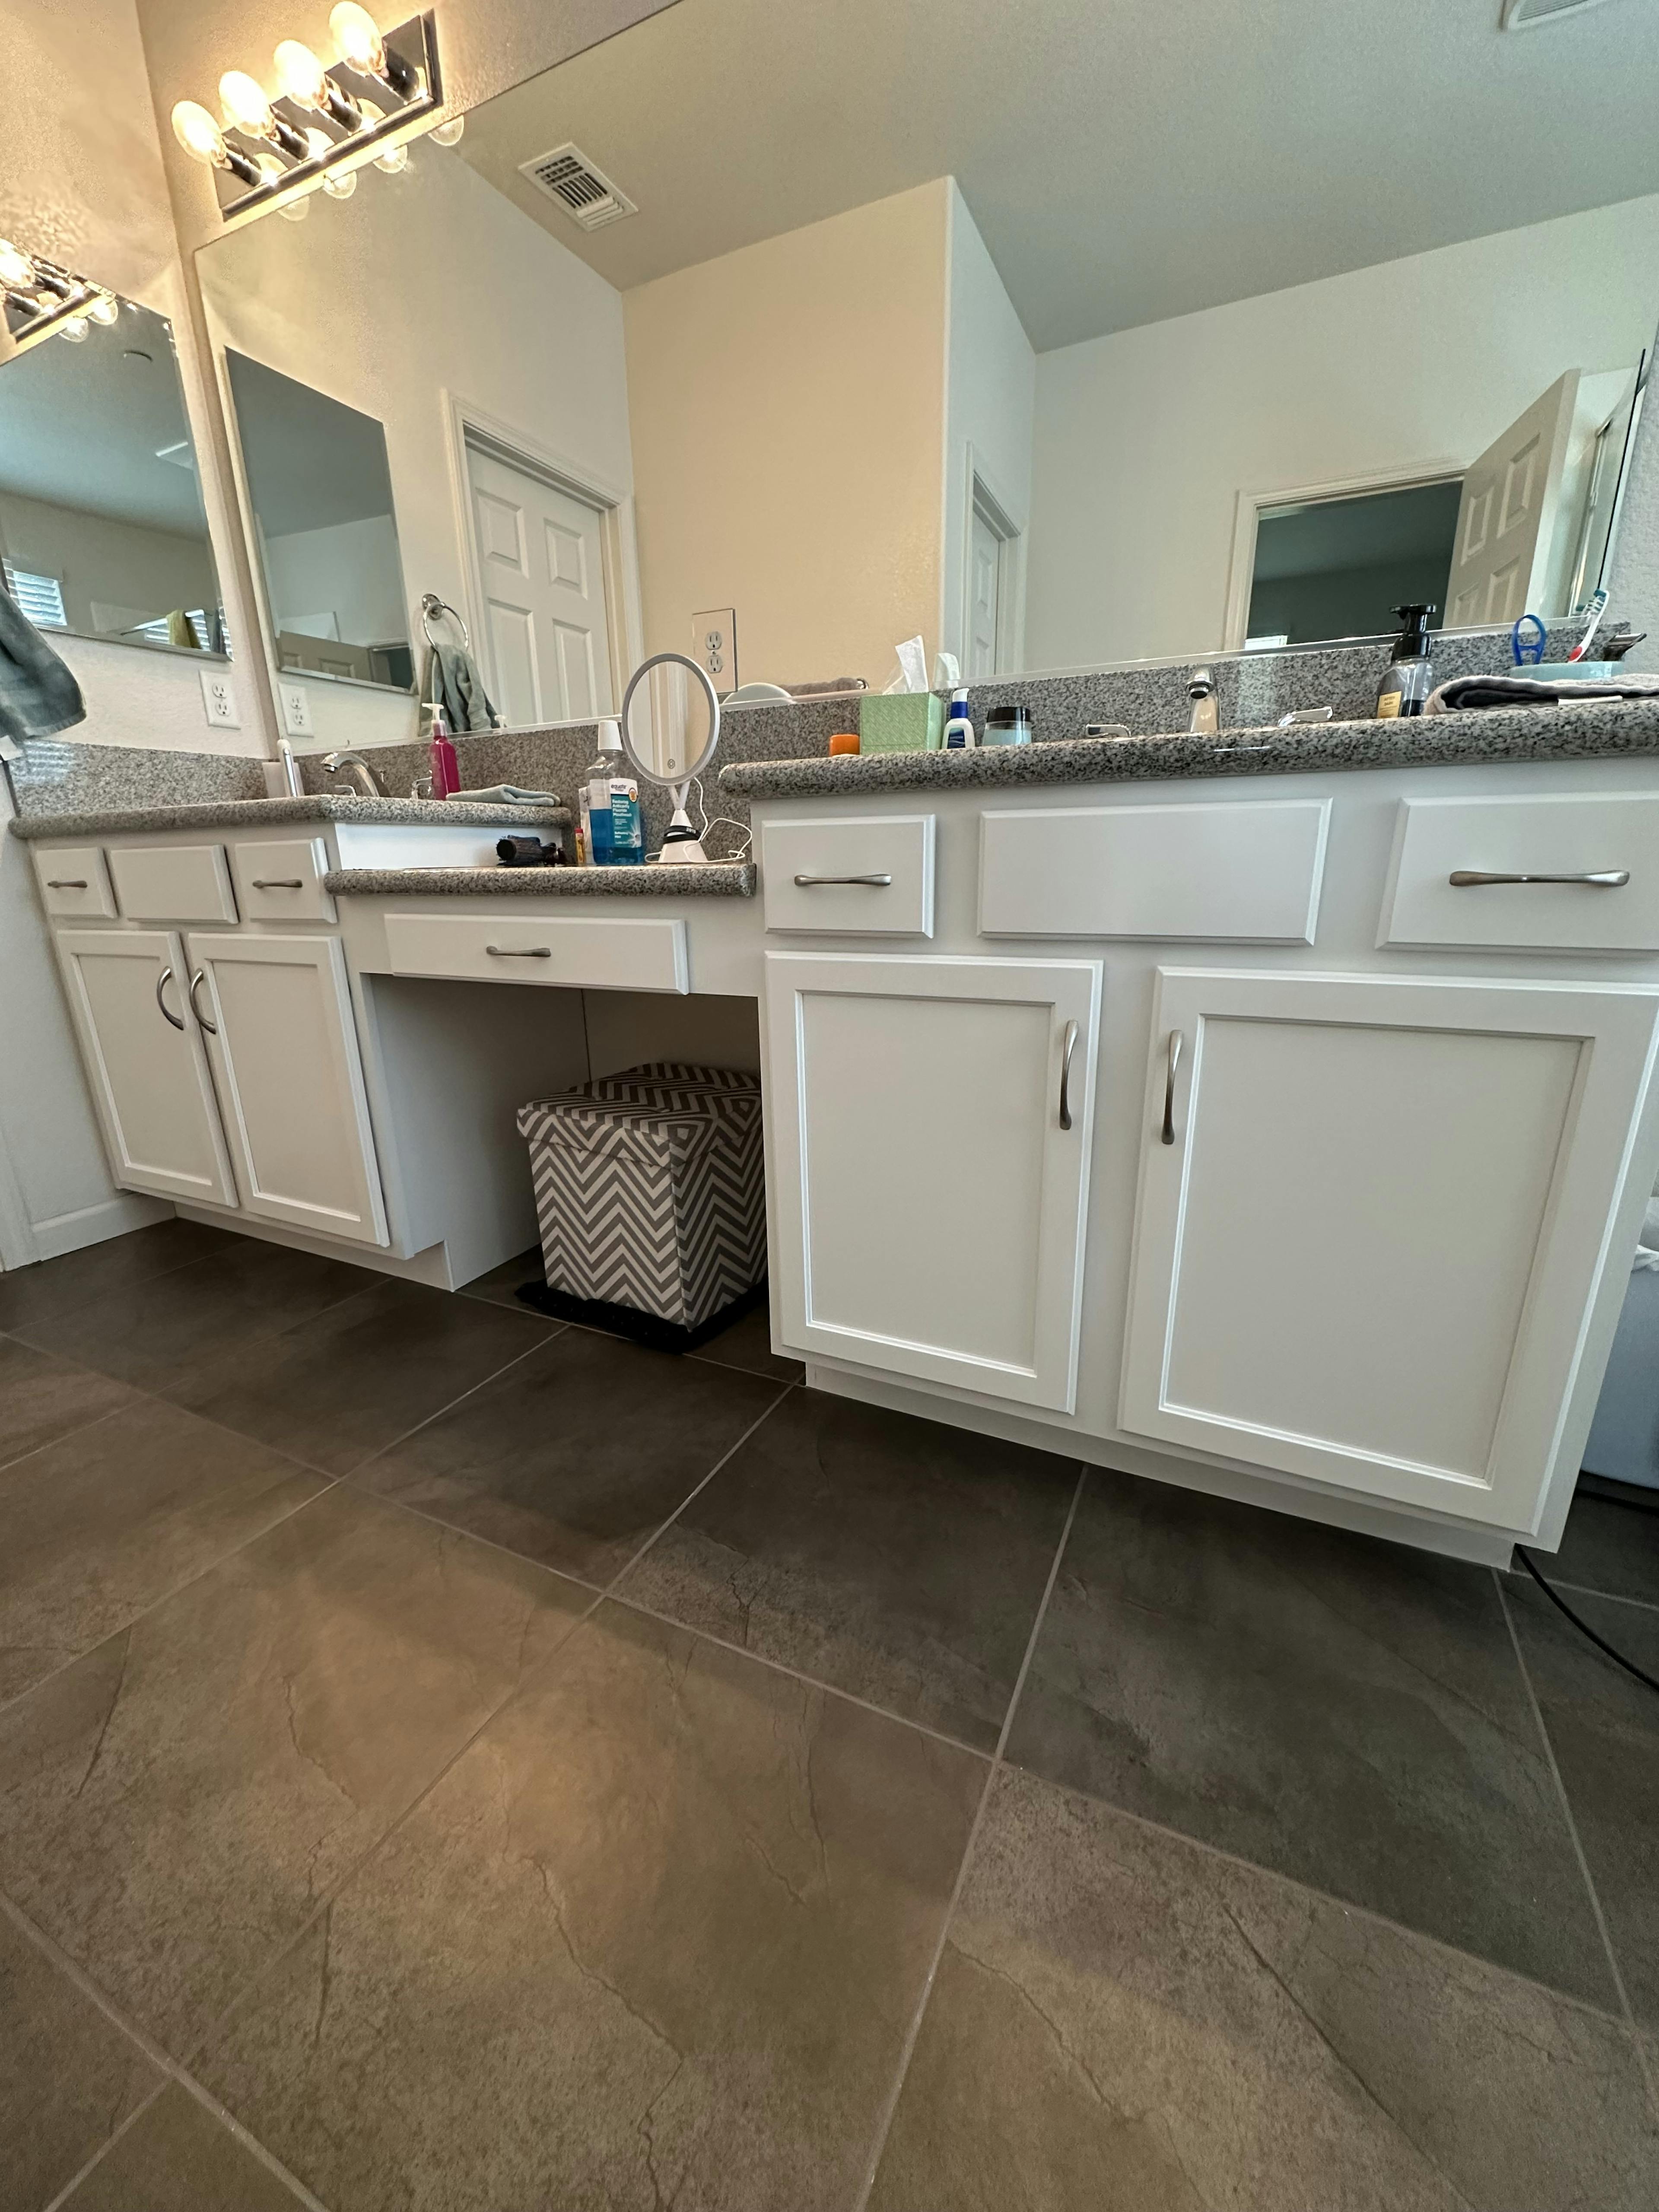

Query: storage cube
516,1064,766,1329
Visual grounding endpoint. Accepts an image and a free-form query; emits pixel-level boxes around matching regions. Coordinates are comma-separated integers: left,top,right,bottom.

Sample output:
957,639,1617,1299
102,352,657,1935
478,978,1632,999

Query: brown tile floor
0,1227,1655,2210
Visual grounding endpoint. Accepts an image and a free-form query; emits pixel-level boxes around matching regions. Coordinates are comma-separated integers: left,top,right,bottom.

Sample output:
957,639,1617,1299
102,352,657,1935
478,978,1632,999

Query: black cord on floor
1515,1547,1659,1696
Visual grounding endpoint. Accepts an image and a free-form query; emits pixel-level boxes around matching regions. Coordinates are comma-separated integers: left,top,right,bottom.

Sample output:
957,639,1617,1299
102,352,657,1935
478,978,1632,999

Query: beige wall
625,180,950,692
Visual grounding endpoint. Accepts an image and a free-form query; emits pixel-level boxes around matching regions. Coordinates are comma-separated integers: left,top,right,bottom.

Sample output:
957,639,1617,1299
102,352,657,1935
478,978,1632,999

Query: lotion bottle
1376,605,1435,719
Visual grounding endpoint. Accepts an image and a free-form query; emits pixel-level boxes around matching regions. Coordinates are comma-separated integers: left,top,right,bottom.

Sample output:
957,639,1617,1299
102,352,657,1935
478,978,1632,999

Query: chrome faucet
320,750,383,798
1187,667,1219,736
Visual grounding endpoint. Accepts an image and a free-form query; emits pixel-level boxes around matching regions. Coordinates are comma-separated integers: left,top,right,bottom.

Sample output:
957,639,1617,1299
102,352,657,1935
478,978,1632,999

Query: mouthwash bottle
579,718,644,865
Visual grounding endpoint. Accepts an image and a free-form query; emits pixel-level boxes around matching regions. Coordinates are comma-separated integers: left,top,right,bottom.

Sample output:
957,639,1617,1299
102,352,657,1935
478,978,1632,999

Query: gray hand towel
1425,673,1659,714
0,578,85,756
424,641,501,734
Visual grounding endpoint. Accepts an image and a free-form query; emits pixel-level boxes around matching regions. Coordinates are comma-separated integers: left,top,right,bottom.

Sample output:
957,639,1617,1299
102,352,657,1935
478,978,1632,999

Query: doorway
963,470,1024,679
465,439,615,725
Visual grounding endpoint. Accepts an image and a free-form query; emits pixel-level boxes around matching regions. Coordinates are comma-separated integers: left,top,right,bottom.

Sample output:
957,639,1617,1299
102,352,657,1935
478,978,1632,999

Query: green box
858,692,944,753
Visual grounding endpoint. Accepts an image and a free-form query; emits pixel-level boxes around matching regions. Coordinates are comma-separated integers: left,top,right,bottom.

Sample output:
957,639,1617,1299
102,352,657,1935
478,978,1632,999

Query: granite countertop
323,861,756,898
718,696,1659,800
8,795,572,840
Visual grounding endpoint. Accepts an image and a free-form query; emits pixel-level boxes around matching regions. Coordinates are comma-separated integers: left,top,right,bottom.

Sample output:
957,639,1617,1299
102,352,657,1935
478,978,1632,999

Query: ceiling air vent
1501,0,1615,27
518,143,637,231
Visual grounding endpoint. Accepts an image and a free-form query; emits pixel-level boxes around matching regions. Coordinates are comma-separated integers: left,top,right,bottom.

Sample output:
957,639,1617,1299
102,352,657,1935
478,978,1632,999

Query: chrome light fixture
0,241,123,352
171,8,442,222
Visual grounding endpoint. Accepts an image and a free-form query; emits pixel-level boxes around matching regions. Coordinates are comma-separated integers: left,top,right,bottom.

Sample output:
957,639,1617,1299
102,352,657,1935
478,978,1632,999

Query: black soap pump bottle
1376,605,1436,720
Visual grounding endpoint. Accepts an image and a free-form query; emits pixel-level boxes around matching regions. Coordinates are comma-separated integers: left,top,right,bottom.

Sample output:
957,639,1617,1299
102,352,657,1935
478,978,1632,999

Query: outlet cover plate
279,682,314,738
199,667,240,728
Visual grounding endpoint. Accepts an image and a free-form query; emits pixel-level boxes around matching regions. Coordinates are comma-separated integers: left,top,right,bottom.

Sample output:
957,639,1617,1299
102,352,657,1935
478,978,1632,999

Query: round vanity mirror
617,651,722,863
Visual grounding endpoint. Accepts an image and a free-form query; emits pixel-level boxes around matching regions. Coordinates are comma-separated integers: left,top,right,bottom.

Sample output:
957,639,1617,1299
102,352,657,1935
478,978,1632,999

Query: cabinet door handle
155,963,184,1031
46,878,88,890
1161,1028,1184,1147
188,969,218,1033
1448,869,1630,888
792,873,893,887
486,944,553,958
251,877,304,890
1058,1020,1079,1131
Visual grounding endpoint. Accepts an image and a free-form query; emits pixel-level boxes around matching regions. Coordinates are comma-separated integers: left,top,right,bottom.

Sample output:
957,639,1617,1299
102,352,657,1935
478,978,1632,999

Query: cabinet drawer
385,911,689,993
231,838,334,922
32,845,117,919
979,800,1329,942
761,815,934,936
107,843,238,924
1382,792,1659,953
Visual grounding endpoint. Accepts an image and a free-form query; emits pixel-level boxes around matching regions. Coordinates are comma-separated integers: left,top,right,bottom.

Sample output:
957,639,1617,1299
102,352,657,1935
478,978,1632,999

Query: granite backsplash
4,618,1606,838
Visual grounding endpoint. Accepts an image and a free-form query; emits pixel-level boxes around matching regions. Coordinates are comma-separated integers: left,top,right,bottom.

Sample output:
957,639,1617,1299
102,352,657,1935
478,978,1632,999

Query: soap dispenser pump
1376,605,1436,719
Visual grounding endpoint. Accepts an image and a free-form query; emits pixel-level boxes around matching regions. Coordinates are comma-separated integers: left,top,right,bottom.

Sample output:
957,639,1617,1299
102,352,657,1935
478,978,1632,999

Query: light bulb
172,99,226,165
278,194,312,222
431,114,464,146
87,292,120,325
219,70,274,136
305,127,334,161
329,3,384,73
373,140,409,174
274,39,327,108
321,166,357,199
60,316,90,343
0,239,33,289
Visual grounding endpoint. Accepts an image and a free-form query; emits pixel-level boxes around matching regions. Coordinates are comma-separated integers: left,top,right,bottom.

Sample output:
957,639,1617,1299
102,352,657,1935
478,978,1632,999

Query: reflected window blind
2,562,68,629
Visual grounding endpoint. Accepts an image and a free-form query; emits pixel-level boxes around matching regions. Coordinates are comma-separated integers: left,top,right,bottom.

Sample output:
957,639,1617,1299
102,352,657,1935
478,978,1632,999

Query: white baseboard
802,1361,1517,1570
28,1192,172,1262
173,1207,454,1287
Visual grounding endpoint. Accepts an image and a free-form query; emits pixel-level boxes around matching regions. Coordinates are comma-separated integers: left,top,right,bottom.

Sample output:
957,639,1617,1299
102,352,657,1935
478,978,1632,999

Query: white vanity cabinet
53,928,239,1208
1118,967,1659,1529
186,933,388,1247
763,951,1101,1411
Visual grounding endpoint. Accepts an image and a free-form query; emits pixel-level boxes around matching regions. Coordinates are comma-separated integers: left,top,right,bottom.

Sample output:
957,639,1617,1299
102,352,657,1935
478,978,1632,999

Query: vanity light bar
171,9,445,223
0,246,121,353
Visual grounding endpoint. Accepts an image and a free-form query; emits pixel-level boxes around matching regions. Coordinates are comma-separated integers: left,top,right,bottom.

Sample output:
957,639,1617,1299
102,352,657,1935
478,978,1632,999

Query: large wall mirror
0,296,226,658
196,0,1659,738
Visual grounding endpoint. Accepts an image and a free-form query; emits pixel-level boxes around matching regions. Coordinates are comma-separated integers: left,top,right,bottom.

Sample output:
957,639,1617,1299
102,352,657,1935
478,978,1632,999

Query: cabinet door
765,953,1101,1410
186,933,389,1247
1119,967,1659,1529
53,928,238,1207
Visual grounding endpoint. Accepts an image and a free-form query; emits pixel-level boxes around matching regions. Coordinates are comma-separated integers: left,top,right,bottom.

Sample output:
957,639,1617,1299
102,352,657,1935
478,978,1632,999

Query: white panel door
467,444,613,726
765,953,1101,1410
1120,967,1659,1529
52,928,237,1206
187,933,388,1246
1446,372,1579,626
967,505,1001,678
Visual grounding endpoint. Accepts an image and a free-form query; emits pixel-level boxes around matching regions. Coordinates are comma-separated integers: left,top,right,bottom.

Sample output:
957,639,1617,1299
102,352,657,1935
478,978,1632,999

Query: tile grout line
0,1397,133,1484
1,1891,331,2212
596,1379,801,1596
333,1324,570,1484
179,1379,803,2071
0,1478,340,1730
851,1461,1090,2212
1492,1569,1657,2112
0,1233,243,1341
1527,1575,1659,1620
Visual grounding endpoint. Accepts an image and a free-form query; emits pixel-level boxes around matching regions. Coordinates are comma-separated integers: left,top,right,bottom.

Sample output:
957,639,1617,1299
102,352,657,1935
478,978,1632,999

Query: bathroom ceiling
459,0,1659,351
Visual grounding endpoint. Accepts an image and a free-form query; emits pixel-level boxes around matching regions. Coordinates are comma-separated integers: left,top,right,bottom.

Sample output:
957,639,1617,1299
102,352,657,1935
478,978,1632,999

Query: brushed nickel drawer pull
251,877,305,890
1161,1028,1184,1147
1448,869,1630,888
46,877,89,890
1058,1020,1079,1131
793,872,893,887
188,969,217,1033
486,944,553,958
155,963,184,1031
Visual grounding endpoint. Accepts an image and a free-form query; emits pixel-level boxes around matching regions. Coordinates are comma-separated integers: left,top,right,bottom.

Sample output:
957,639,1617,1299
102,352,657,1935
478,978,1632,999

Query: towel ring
419,593,470,651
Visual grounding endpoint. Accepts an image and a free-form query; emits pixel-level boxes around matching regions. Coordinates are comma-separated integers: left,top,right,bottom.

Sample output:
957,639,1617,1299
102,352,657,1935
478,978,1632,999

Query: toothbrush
1569,588,1610,663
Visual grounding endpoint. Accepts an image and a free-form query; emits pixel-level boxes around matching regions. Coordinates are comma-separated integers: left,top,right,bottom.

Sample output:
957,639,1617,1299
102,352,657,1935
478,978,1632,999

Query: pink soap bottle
429,702,460,800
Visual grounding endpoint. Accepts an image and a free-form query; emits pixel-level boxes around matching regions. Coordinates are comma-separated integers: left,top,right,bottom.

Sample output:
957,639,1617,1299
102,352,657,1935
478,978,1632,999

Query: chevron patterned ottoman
516,1065,766,1334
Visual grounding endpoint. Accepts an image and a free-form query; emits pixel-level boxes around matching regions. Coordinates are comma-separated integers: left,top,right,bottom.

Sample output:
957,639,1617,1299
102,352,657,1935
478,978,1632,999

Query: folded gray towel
452,784,559,807
424,641,501,734
1425,673,1659,714
0,578,84,754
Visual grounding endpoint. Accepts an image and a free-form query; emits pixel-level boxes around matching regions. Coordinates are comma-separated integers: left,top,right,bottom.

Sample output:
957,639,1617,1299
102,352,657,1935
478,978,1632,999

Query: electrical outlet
199,667,240,728
279,682,314,738
691,607,737,691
